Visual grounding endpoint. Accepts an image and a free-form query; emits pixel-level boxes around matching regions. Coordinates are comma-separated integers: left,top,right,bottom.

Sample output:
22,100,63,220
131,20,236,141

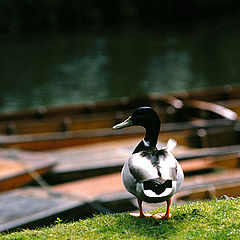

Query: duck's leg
138,199,145,217
164,198,172,219
152,198,172,219
130,199,152,217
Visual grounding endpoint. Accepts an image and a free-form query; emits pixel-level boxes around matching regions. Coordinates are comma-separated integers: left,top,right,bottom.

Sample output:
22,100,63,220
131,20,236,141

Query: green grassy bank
1,197,240,239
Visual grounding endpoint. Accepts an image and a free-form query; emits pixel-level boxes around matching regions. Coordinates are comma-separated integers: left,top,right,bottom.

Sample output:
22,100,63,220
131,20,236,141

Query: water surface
0,18,240,112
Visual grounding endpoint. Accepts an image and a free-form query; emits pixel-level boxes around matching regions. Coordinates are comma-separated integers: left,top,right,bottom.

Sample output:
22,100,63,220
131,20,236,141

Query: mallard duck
113,106,184,219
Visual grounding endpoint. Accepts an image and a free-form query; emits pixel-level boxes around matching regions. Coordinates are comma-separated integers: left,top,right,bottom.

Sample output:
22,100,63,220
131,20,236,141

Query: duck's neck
144,127,159,148
133,125,160,154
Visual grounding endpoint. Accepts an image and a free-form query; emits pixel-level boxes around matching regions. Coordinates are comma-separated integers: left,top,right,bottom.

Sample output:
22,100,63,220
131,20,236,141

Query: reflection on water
0,17,240,112
145,50,193,92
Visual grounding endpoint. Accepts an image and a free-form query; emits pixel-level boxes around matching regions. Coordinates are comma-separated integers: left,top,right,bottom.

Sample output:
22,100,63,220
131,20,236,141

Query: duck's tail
142,179,173,199
166,139,177,152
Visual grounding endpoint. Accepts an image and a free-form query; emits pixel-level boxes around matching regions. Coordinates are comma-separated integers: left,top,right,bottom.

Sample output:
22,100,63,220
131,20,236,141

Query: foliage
1,198,240,239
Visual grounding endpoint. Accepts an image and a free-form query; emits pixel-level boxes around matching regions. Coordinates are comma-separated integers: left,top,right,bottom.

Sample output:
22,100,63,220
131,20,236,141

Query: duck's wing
127,149,180,199
127,152,160,183
128,150,177,183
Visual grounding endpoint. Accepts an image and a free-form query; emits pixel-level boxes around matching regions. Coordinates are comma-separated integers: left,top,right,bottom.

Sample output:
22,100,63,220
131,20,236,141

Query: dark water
0,18,240,112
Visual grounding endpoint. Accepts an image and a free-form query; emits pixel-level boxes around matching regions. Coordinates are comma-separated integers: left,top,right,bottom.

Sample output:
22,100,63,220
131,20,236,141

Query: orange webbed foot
152,213,172,219
129,212,153,218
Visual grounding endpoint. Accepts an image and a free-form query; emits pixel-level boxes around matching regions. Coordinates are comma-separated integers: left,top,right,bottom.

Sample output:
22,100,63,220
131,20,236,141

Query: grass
1,198,240,240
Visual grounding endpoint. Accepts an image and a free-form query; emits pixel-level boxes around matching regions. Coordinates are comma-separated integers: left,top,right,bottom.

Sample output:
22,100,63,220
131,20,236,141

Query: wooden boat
0,86,239,136
1,165,239,232
0,187,92,232
0,148,56,192
1,86,240,232
44,135,240,183
0,87,238,153
0,85,238,151
53,168,240,211
175,169,240,202
0,121,238,187
1,85,240,120
0,128,239,231
0,171,134,232
0,117,239,151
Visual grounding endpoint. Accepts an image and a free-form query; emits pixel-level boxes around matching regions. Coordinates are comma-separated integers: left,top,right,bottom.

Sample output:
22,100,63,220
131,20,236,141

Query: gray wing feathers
128,152,177,183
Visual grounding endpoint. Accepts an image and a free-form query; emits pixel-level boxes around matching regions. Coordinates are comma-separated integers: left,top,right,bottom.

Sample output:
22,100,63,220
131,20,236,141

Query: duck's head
113,106,161,152
113,106,161,131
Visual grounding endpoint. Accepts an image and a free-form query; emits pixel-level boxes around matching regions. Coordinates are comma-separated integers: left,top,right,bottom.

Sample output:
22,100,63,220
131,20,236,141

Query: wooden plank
172,85,240,102
0,86,239,135
0,180,134,232
44,137,240,183
0,187,89,232
175,169,240,201
0,95,152,121
176,144,240,160
0,149,56,192
175,183,240,202
181,99,238,121
52,168,240,209
0,112,131,135
1,167,240,232
73,169,240,208
53,172,123,201
0,167,52,192
215,99,240,115
0,118,239,151
46,137,146,183
53,167,240,200
0,85,238,121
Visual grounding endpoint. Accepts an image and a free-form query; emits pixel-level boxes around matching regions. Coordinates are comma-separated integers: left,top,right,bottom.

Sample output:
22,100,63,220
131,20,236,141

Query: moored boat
0,118,239,151
0,148,56,192
0,86,240,232
0,86,239,136
45,137,240,183
175,169,240,202
1,166,239,232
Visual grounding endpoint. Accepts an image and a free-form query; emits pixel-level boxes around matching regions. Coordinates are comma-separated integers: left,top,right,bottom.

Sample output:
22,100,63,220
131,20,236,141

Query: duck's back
121,148,183,201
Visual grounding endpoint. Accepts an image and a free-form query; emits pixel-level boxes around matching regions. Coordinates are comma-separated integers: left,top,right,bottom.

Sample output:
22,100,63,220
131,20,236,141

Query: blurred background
1,1,240,233
0,0,240,112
